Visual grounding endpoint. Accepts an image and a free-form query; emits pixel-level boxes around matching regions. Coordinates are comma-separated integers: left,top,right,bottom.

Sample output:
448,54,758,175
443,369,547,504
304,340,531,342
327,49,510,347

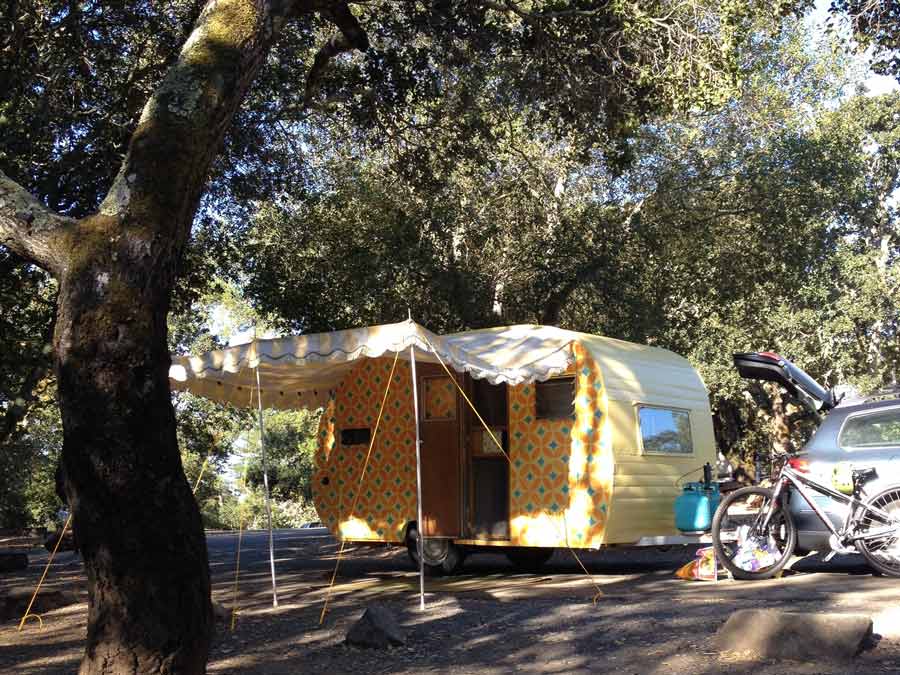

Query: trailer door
418,364,462,537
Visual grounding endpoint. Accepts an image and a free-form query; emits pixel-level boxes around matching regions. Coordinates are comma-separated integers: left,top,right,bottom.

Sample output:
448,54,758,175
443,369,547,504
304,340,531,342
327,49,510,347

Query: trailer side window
535,376,576,419
638,406,693,455
340,427,371,446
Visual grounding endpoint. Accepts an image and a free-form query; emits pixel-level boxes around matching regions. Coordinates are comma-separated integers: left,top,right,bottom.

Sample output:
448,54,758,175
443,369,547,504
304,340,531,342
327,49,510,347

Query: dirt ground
2,531,900,674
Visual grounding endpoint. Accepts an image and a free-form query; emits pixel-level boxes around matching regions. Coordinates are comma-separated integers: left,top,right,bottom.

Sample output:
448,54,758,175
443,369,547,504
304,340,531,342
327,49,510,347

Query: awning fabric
169,320,577,410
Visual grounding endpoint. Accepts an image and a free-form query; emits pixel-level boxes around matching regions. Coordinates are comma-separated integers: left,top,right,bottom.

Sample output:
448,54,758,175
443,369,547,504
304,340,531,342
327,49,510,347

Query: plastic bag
732,537,777,571
675,546,718,581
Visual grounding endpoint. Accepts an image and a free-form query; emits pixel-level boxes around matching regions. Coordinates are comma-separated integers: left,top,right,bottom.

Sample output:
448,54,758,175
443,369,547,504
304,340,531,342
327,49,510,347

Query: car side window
839,408,900,449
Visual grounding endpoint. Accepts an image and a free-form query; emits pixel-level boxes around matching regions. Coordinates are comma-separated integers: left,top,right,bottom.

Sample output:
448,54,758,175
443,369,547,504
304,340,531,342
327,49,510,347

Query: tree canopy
235,20,899,470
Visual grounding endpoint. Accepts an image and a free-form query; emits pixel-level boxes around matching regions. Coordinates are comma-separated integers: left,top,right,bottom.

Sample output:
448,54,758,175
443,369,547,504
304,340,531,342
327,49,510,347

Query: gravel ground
3,532,899,674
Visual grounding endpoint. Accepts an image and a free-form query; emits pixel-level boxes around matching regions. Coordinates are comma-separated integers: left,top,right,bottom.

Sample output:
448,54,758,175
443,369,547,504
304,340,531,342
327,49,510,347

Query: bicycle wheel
712,486,796,580
855,486,900,578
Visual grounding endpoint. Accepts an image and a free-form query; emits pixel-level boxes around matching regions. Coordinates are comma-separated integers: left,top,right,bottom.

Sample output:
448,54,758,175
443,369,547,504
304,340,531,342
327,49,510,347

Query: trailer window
424,375,457,420
340,427,371,446
535,377,576,419
840,408,900,449
638,406,693,455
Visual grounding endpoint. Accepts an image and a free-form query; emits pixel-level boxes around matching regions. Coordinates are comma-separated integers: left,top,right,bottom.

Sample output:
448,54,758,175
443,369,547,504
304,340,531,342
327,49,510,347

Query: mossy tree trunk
0,1,367,672
54,214,212,673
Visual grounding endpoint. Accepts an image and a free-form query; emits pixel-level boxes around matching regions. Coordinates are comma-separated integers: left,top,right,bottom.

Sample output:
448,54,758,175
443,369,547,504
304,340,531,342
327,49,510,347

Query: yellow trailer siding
603,397,716,544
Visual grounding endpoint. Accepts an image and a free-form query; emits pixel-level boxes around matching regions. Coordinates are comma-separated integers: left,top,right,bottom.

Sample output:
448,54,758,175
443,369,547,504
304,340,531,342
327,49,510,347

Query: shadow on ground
3,531,899,674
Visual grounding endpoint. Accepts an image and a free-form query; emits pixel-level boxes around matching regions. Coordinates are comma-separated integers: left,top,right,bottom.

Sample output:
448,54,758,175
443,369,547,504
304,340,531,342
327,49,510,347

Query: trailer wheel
506,547,554,571
405,523,465,576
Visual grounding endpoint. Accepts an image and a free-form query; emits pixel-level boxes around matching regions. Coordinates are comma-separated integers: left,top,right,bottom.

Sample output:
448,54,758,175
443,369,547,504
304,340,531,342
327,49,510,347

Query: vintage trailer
308,324,716,573
170,320,716,575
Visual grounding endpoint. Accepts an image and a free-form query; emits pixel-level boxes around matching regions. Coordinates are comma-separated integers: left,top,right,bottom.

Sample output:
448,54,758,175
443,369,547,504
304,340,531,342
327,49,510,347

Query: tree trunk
0,1,368,670
769,385,795,457
55,216,211,673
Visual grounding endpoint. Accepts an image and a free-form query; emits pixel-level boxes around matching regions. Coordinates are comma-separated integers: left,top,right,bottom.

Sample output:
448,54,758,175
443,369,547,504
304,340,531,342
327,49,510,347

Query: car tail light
788,457,810,473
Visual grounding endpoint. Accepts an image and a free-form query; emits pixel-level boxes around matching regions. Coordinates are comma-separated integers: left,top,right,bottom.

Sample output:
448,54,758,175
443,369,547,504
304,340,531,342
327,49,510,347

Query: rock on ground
0,552,27,573
0,587,78,623
715,609,873,662
346,604,407,648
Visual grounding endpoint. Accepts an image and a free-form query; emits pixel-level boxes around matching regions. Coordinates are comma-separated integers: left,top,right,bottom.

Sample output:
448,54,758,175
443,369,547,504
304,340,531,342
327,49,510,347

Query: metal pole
256,366,279,608
409,344,426,611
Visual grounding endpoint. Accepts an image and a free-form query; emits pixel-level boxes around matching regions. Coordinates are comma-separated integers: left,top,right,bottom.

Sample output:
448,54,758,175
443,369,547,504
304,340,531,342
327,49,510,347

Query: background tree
238,20,898,476
830,0,900,79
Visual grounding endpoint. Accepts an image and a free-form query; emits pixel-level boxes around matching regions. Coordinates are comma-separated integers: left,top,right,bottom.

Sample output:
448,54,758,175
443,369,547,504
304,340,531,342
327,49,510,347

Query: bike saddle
852,467,878,484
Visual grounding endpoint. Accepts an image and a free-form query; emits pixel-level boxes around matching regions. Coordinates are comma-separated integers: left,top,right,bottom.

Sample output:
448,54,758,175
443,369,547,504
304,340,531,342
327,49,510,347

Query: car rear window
839,408,900,449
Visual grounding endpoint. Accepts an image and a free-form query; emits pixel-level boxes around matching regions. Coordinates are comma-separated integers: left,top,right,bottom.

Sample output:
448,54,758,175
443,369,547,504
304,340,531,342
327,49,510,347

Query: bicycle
711,456,900,579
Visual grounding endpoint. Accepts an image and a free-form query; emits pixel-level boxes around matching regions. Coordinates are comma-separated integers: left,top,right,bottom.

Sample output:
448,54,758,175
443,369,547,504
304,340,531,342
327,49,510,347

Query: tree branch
327,2,369,52
303,33,355,108
96,0,339,255
303,3,369,108
0,170,76,275
540,255,610,326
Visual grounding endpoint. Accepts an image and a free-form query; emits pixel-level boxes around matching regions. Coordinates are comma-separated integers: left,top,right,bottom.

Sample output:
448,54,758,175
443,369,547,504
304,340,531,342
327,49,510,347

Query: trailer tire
405,523,465,576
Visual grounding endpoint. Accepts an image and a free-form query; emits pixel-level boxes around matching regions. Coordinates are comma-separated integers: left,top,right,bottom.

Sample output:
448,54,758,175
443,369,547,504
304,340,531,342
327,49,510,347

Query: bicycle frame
763,465,898,546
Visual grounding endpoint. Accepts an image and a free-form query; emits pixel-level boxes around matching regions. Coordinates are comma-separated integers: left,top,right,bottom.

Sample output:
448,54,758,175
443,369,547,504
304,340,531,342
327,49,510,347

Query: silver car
734,352,900,554
790,399,900,553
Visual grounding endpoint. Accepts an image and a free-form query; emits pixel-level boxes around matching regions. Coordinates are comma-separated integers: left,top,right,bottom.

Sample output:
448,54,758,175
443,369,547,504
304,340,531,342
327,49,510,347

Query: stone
212,601,230,622
44,529,76,553
715,609,873,662
345,604,406,648
0,587,78,622
0,552,28,573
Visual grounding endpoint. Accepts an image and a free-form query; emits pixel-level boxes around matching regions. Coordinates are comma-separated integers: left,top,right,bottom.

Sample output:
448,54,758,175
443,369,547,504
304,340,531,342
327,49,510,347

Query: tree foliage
830,0,900,79
238,22,899,471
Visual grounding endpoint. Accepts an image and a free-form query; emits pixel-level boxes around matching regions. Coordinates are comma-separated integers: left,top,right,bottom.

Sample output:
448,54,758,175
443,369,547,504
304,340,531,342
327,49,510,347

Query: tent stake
256,366,279,608
409,344,426,611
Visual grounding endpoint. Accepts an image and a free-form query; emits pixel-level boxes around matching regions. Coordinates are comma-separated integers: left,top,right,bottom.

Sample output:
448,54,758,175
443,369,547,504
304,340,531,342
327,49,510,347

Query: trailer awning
169,320,577,410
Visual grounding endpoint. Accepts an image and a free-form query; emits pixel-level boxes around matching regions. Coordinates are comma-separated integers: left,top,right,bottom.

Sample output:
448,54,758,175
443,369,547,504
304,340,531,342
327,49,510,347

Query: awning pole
255,366,279,608
409,344,426,611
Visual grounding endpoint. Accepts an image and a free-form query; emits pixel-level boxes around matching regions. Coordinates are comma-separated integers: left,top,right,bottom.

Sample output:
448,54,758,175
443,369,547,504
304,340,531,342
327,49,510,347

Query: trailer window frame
635,404,695,456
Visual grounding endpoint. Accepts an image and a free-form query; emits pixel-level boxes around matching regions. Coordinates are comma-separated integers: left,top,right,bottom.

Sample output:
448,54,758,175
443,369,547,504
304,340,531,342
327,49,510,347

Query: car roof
832,397,900,415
